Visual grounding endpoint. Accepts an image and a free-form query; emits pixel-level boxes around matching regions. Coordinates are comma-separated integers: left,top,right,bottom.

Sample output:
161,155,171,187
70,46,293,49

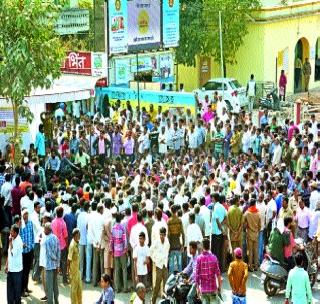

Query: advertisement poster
115,59,130,84
159,53,174,81
109,0,128,54
163,0,179,48
91,52,108,77
130,56,152,72
128,0,161,50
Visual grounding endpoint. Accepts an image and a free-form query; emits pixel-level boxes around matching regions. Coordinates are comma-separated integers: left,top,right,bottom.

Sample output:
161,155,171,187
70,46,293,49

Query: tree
0,0,65,165
176,0,261,73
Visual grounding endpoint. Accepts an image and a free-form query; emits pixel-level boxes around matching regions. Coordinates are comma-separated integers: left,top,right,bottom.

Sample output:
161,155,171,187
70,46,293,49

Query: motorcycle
260,238,318,297
259,88,280,110
159,272,202,304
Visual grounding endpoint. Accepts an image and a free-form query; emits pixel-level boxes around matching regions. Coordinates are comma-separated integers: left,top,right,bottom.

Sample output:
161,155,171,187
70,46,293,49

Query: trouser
85,244,92,282
304,75,310,91
114,255,128,292
242,231,247,262
152,266,168,304
92,247,104,286
60,248,68,283
211,234,224,272
232,294,247,304
231,240,242,253
168,250,182,274
32,243,41,282
248,96,254,112
295,68,301,89
22,250,33,292
187,283,197,304
297,227,308,243
41,267,47,297
46,269,59,304
202,292,219,304
247,238,258,270
70,273,82,304
79,244,86,280
258,230,264,265
7,271,22,304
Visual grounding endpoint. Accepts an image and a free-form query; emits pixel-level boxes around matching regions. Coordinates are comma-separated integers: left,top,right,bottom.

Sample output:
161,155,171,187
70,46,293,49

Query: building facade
178,0,320,95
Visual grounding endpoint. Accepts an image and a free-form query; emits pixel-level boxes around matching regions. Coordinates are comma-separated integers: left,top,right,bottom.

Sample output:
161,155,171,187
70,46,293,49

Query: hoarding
127,0,161,51
163,0,179,47
55,9,90,35
115,59,130,84
92,52,108,77
108,0,128,54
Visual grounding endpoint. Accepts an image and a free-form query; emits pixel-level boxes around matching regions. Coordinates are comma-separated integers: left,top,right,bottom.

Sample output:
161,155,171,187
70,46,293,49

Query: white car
193,77,248,113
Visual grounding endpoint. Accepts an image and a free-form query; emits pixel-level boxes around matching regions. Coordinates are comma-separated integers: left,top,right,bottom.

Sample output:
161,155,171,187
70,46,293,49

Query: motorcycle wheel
264,277,278,297
309,273,317,288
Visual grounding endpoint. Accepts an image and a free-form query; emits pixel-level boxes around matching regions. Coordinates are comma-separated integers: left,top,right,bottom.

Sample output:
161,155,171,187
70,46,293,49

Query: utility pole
219,11,225,98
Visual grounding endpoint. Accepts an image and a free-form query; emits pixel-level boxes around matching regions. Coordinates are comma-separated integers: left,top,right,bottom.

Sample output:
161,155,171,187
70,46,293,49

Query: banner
128,0,161,50
158,53,174,81
91,52,108,77
109,0,128,54
130,56,153,72
0,107,28,133
61,51,92,75
163,0,179,48
115,59,130,84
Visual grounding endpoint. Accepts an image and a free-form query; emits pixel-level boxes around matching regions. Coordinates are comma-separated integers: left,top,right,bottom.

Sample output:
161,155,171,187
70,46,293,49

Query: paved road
0,267,319,304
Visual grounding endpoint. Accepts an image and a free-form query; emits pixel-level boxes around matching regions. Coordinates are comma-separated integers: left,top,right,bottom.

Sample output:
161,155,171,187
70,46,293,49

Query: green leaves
176,0,260,68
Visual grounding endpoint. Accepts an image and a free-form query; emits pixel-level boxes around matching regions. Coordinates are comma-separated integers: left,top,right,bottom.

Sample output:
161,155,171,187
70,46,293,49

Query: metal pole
219,11,224,98
136,53,140,109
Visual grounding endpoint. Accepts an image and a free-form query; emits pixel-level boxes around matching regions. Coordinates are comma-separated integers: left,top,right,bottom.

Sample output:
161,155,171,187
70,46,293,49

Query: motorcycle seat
265,254,281,265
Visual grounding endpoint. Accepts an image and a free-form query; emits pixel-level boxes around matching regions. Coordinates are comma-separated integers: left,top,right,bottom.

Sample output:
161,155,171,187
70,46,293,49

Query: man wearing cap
228,247,248,304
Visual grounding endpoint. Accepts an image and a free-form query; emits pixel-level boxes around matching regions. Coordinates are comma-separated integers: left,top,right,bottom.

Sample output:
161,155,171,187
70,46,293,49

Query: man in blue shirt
35,124,46,158
44,222,61,304
260,109,269,129
182,241,198,304
20,208,34,297
208,193,227,272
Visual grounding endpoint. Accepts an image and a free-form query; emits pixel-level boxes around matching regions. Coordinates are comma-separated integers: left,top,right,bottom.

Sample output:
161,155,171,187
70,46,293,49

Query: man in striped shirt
195,238,222,304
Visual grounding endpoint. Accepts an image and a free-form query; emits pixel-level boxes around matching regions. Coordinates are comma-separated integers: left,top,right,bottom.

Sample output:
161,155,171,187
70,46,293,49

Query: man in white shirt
87,202,104,286
133,232,150,287
150,227,170,304
256,193,267,265
199,197,211,237
1,174,13,223
186,213,203,255
31,202,42,283
266,192,277,240
21,190,35,216
272,137,282,165
309,182,320,212
6,224,23,304
130,213,149,250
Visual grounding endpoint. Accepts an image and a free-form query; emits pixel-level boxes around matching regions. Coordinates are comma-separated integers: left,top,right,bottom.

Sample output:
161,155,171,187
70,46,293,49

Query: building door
294,38,310,93
199,57,211,87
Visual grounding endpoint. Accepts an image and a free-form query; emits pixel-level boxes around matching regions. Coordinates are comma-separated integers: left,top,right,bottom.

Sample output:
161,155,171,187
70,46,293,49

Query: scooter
260,238,318,297
259,88,280,110
159,272,202,304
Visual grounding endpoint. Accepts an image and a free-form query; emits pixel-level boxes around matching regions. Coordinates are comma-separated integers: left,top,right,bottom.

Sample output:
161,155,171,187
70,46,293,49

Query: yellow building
178,0,320,95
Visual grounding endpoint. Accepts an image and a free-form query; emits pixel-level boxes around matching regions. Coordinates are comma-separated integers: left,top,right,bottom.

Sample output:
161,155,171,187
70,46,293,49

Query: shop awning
0,74,100,105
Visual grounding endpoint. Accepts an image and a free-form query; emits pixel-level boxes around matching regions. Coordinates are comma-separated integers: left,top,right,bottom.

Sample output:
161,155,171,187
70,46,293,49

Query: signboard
55,9,90,35
61,51,92,75
115,59,130,84
98,86,196,114
108,0,128,54
128,0,161,50
91,52,108,77
157,53,174,82
163,0,179,48
130,56,152,72
0,107,28,133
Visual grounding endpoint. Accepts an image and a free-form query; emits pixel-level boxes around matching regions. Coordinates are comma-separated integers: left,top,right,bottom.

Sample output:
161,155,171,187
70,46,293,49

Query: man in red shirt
19,172,32,193
11,176,25,216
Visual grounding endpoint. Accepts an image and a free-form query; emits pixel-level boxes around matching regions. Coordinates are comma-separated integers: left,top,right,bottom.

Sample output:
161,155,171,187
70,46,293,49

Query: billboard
115,59,130,84
91,52,108,77
109,0,128,54
55,9,90,35
163,0,179,47
127,0,161,51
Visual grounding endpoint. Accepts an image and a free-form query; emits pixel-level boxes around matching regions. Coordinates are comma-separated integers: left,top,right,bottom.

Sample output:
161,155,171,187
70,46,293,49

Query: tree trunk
11,100,21,167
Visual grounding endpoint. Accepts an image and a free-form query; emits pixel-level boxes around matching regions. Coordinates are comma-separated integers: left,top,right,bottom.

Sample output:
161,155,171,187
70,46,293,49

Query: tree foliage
0,0,65,164
176,0,261,68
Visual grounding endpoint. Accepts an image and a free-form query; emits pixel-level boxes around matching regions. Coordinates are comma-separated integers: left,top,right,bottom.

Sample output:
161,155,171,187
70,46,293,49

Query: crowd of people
0,93,319,304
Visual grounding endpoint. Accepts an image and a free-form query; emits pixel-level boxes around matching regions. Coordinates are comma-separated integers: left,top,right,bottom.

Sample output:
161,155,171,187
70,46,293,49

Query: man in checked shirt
195,238,222,304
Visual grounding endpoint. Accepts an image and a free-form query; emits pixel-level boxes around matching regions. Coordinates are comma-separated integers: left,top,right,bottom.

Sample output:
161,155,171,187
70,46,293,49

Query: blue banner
109,0,128,54
163,0,179,48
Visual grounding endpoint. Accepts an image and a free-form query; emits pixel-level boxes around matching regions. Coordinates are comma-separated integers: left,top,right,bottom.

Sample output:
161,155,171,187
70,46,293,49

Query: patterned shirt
45,233,61,270
110,223,127,257
20,220,34,253
195,250,220,294
214,131,224,153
